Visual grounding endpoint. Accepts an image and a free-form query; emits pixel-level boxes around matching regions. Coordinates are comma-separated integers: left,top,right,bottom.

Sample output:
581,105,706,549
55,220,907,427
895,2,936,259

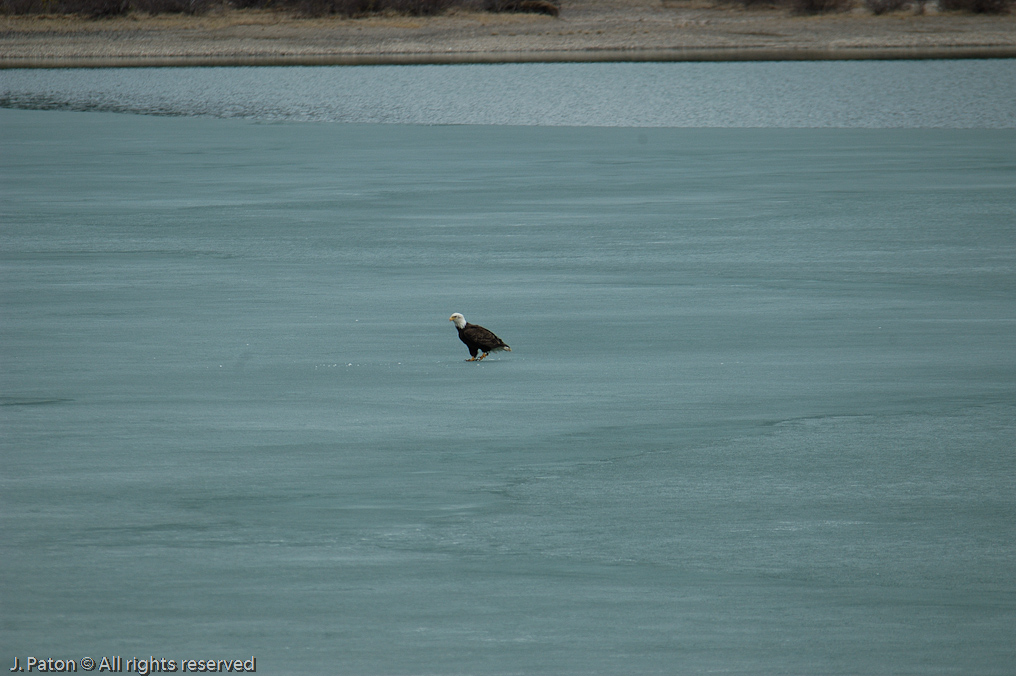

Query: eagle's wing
464,324,508,351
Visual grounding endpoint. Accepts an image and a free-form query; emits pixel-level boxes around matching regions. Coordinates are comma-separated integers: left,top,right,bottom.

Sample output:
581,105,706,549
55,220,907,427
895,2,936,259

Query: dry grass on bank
0,0,560,17
723,0,1010,13
0,0,1008,20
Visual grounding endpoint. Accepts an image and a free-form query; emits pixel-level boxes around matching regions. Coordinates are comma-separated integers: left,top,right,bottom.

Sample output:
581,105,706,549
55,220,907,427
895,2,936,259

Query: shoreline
3,2,1016,67
6,45,1016,68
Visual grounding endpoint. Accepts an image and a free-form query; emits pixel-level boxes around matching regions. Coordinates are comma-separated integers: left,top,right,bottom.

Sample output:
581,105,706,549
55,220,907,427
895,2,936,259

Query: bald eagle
449,313,512,361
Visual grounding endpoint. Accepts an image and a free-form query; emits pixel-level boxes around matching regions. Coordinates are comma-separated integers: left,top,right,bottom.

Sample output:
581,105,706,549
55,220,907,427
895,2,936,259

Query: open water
2,62,1015,674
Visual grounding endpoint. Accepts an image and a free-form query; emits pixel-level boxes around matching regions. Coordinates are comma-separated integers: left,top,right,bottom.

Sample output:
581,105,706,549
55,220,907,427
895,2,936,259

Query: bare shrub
134,0,215,13
290,0,335,16
0,0,41,12
82,0,129,15
0,0,215,14
0,0,208,12
295,0,558,15
288,0,453,16
0,0,39,12
9,0,132,15
865,0,907,12
484,0,559,15
383,0,454,15
1,0,557,16
939,0,1010,12
791,0,850,13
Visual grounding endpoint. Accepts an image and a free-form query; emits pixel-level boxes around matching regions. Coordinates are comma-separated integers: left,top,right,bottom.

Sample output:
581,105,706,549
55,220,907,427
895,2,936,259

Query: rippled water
2,60,1015,126
2,63,1015,674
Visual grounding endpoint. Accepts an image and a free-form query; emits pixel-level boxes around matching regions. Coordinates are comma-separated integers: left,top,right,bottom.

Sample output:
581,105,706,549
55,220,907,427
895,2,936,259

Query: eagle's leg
466,356,478,361
477,352,489,361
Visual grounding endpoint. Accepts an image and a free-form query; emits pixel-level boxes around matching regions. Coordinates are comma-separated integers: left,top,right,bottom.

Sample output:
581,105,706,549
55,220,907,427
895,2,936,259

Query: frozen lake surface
1,62,1015,674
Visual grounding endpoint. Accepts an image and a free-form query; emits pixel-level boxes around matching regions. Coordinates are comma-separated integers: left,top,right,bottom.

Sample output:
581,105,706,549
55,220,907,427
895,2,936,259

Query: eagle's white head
449,313,466,329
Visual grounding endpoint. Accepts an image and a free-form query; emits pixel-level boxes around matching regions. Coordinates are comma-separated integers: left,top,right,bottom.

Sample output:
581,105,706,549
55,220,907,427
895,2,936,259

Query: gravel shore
2,0,1015,67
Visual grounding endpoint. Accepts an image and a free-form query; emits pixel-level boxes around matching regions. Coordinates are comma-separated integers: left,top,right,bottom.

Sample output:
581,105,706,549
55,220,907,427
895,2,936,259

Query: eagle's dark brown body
450,314,511,361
